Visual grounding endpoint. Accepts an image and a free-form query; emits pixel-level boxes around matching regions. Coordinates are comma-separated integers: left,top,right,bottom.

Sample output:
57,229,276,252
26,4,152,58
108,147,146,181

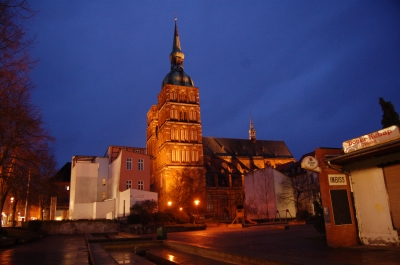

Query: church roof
202,136,294,158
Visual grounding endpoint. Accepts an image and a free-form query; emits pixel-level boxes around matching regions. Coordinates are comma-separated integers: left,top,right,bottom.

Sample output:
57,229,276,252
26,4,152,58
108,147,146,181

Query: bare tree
0,1,54,226
167,168,205,213
278,174,318,215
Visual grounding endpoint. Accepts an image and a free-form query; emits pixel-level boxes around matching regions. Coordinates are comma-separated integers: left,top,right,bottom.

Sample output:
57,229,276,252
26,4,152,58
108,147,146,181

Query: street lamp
167,201,172,207
194,200,200,225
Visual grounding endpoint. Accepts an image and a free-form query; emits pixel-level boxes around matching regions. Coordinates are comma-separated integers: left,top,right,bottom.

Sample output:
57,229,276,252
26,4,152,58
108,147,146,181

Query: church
146,20,295,219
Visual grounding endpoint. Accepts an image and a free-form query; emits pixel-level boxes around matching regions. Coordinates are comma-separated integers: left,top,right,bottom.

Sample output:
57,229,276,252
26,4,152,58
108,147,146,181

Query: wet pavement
0,234,89,265
0,224,399,264
167,224,400,265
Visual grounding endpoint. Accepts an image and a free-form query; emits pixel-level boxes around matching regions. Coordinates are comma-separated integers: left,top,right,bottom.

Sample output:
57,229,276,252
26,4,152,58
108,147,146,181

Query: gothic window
170,108,178,120
172,148,180,162
170,90,177,101
180,128,188,141
179,92,186,102
190,128,198,141
189,109,197,121
180,109,187,121
191,149,199,162
189,92,196,103
171,127,178,141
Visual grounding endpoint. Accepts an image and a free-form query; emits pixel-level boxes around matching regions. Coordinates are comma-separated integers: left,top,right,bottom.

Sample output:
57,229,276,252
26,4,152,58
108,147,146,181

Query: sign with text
301,156,321,172
343,125,400,153
328,174,347,186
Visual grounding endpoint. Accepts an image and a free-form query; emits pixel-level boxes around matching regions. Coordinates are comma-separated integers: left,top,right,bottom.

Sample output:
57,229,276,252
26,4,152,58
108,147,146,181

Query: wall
93,199,115,219
351,167,398,245
117,189,158,218
39,220,118,235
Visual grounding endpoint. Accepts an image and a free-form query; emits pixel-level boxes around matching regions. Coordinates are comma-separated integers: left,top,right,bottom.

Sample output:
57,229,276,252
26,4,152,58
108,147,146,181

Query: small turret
249,112,256,143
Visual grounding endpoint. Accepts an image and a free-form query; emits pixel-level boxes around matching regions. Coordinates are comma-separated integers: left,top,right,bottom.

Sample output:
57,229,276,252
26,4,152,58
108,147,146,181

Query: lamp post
194,200,200,225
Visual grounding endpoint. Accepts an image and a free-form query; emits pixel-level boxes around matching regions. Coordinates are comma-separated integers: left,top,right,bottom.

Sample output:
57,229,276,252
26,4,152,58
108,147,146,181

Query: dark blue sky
27,1,400,168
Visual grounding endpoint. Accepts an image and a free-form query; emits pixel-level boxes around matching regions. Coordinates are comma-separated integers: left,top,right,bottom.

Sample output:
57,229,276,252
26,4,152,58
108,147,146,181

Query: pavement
0,224,399,265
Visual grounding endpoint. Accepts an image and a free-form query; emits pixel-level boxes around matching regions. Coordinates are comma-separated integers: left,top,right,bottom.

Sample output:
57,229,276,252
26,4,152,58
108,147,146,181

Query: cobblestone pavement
167,224,400,265
0,234,89,265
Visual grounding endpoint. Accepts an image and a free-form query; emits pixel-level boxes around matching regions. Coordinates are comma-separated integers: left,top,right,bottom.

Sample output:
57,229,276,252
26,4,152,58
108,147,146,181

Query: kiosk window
330,189,352,225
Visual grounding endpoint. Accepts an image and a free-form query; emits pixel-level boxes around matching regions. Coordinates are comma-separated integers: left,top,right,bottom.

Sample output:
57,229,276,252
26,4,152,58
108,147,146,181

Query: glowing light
167,201,172,206
168,254,175,262
194,200,200,206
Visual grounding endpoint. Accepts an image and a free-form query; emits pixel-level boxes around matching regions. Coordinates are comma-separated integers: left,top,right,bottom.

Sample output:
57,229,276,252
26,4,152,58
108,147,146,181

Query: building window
126,180,132,189
65,185,70,191
127,158,132,170
170,108,178,119
102,179,106,186
189,92,196,102
170,90,177,101
135,149,141,153
191,149,199,162
182,148,189,162
180,109,187,121
179,92,186,102
138,180,144,190
171,127,178,141
190,129,197,141
180,128,188,142
172,149,180,162
189,109,197,121
138,159,144,170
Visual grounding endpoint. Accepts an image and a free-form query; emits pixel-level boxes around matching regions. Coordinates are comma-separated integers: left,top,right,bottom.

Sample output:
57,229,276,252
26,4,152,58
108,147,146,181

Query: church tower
146,19,205,211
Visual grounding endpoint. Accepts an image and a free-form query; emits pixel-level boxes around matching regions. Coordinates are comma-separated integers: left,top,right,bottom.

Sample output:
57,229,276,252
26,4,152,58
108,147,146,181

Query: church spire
249,112,256,143
169,18,185,70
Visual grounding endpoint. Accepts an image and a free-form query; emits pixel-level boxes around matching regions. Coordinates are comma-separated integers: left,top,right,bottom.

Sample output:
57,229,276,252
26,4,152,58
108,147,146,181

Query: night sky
27,1,400,168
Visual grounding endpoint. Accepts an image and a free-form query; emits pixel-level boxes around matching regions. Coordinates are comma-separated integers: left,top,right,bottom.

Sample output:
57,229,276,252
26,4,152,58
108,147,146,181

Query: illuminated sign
343,125,400,153
301,156,321,173
328,174,347,186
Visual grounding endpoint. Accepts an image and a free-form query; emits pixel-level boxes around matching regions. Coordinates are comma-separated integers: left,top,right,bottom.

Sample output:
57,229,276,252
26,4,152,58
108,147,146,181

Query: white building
68,146,158,220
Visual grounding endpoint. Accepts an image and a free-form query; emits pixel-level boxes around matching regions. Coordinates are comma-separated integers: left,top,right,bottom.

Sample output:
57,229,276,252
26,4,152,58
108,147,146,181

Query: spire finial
249,111,256,142
169,17,184,70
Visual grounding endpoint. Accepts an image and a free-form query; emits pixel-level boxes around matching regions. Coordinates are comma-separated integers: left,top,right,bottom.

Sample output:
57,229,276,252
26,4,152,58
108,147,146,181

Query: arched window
191,149,199,162
179,92,186,102
190,128,198,141
189,109,197,121
172,148,180,162
171,127,178,141
170,108,178,120
182,148,189,162
170,90,177,101
180,128,188,141
180,109,187,121
189,92,196,102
